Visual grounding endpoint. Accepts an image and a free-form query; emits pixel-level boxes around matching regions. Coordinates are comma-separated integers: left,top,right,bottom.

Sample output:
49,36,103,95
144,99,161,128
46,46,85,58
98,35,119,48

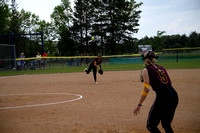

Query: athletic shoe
84,68,87,72
95,82,98,85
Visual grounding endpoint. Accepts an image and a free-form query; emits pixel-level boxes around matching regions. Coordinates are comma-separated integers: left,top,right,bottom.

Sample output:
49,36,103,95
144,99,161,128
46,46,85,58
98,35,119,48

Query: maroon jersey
146,64,172,92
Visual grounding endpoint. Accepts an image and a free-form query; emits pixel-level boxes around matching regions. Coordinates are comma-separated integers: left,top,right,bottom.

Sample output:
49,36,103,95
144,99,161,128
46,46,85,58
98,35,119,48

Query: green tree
72,0,86,54
51,0,72,34
7,0,24,56
91,0,108,55
73,0,96,54
18,9,45,57
73,0,142,55
138,31,200,52
9,0,22,34
34,20,57,56
57,27,75,56
51,0,73,56
189,31,200,47
152,31,166,51
0,0,10,34
94,0,142,55
20,9,40,34
180,34,189,47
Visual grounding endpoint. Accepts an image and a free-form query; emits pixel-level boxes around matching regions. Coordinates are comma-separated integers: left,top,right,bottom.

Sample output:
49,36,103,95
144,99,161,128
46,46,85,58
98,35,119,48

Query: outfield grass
0,62,200,76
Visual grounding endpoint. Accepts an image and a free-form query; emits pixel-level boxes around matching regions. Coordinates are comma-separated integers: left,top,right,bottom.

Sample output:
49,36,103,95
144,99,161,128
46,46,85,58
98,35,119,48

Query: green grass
158,62,200,69
0,66,86,76
104,62,200,71
0,62,200,76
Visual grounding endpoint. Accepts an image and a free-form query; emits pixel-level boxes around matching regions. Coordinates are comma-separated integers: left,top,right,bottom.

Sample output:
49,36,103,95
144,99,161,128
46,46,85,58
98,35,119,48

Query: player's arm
94,61,101,70
99,63,102,69
133,68,150,116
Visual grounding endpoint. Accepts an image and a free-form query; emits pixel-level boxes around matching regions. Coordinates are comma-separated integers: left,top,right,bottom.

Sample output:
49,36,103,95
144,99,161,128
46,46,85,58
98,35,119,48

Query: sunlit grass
0,62,200,76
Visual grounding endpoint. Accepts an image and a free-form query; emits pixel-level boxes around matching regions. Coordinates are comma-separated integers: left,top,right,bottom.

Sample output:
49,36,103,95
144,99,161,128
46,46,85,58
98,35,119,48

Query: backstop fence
0,32,44,70
0,44,16,69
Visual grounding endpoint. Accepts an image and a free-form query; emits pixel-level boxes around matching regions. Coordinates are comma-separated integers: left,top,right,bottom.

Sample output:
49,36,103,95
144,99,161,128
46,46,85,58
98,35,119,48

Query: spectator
20,52,25,70
80,53,84,66
42,52,47,68
36,52,41,69
85,53,89,66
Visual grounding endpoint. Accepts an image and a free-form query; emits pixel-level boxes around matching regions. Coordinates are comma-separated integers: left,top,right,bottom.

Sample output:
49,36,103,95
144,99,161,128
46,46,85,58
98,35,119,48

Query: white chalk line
0,93,83,110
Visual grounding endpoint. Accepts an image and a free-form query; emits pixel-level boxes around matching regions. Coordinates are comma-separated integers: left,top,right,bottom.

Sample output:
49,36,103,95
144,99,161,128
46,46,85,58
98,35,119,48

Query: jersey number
158,70,168,84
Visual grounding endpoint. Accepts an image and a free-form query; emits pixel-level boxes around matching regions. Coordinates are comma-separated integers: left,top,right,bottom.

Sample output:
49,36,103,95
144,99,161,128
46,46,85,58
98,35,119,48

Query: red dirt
0,69,200,133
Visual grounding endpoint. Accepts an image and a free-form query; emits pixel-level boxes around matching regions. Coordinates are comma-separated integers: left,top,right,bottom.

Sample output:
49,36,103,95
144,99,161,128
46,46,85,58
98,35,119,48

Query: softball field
0,69,200,133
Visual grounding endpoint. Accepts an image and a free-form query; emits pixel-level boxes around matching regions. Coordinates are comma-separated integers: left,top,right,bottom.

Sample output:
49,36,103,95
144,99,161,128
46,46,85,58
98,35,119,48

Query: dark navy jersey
146,64,172,92
90,58,102,66
94,58,102,65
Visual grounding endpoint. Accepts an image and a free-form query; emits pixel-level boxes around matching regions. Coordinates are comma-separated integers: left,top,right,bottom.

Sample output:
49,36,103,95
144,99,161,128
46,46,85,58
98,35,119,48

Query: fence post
62,58,64,68
176,50,179,62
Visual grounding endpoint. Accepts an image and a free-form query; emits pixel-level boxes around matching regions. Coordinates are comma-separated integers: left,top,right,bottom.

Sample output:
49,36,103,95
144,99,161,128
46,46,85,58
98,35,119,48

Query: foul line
0,93,83,110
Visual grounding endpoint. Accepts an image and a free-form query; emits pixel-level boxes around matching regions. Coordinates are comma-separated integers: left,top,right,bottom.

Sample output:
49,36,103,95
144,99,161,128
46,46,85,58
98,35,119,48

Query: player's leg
85,64,93,74
161,118,174,133
147,100,162,133
161,92,178,133
161,104,177,133
93,67,97,83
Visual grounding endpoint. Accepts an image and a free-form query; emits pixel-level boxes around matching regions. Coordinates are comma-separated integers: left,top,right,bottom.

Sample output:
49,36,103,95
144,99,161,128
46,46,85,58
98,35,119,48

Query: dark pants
85,64,97,82
147,86,179,133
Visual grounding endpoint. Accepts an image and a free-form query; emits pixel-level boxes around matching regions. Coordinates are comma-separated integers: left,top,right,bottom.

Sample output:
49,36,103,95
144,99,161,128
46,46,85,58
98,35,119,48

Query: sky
15,0,200,39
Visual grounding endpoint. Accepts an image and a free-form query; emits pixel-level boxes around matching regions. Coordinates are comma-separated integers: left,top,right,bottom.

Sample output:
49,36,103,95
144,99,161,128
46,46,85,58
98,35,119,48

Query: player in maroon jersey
133,51,179,133
84,54,102,84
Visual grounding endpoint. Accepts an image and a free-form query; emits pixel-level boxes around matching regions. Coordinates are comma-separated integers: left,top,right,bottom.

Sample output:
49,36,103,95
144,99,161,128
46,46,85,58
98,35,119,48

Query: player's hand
133,106,141,116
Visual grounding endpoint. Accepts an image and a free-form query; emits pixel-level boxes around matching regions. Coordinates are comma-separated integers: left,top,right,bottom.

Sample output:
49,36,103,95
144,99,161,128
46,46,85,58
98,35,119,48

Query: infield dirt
0,69,200,133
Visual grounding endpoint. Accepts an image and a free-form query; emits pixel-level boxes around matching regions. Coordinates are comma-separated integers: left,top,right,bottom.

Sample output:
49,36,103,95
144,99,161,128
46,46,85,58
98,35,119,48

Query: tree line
0,0,199,57
138,31,200,52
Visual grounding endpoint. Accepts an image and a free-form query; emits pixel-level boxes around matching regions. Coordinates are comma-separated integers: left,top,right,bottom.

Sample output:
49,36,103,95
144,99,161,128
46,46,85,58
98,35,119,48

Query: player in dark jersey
84,54,102,84
133,51,178,133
